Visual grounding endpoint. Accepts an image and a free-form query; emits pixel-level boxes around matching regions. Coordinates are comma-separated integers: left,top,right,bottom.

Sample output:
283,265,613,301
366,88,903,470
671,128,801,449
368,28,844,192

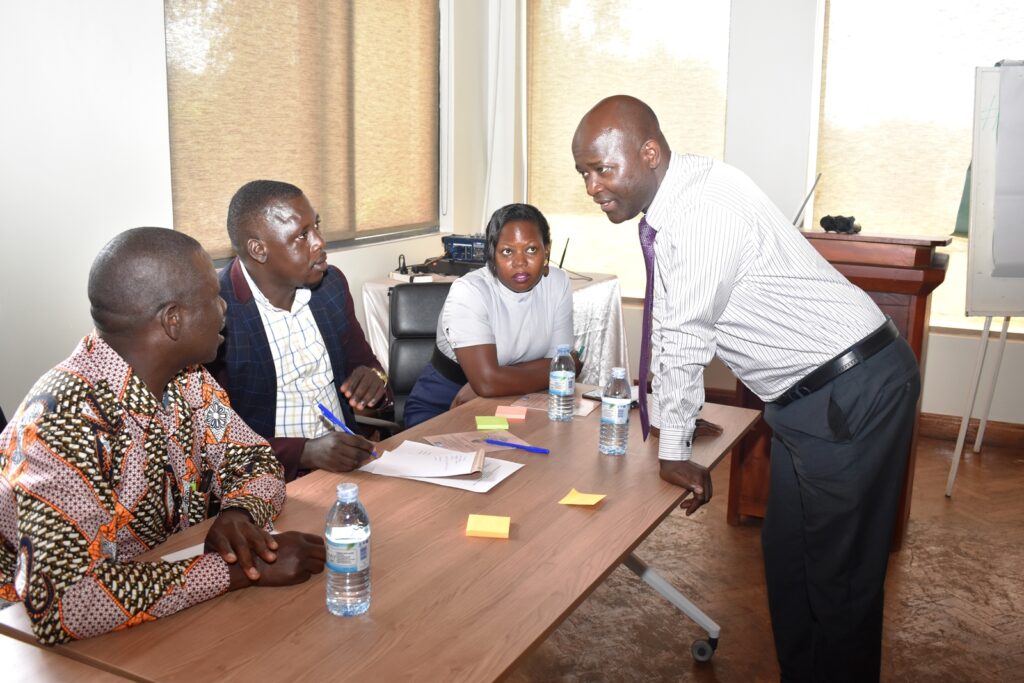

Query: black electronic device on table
425,258,482,277
396,234,487,280
441,234,487,263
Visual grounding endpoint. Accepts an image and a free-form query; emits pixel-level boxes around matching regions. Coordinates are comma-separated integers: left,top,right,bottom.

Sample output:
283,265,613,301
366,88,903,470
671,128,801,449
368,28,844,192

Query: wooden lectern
726,232,950,550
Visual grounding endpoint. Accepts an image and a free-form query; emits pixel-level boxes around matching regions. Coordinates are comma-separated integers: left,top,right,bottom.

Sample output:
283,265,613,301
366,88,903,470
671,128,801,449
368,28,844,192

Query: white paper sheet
361,441,481,478
403,457,524,493
993,67,1024,276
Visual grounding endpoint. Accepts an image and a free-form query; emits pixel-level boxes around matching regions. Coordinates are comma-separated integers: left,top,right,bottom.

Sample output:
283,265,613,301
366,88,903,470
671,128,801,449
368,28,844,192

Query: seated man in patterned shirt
210,180,391,481
0,227,325,644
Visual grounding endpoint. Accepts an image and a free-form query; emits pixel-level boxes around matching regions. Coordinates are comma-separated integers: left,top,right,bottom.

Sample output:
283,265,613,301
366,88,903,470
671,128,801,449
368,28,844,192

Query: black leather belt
773,318,900,408
431,346,468,386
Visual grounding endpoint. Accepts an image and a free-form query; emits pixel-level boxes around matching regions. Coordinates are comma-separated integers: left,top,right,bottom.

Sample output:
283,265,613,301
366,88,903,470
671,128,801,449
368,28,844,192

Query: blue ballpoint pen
317,402,379,458
484,438,550,454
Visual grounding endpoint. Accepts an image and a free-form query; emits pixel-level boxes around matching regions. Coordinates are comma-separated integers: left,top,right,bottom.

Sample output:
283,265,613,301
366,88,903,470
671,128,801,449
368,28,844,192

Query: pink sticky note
496,405,528,421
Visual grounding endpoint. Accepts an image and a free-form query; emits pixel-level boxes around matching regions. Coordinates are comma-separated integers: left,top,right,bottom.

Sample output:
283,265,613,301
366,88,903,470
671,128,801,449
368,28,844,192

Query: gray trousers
762,337,920,682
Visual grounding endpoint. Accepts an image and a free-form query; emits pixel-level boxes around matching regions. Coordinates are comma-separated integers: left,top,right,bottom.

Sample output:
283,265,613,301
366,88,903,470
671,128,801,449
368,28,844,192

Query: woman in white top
403,203,580,428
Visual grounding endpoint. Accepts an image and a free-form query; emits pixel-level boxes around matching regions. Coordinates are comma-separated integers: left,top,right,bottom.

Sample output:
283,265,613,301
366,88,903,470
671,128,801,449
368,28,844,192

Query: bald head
88,227,207,334
573,95,668,156
572,96,671,224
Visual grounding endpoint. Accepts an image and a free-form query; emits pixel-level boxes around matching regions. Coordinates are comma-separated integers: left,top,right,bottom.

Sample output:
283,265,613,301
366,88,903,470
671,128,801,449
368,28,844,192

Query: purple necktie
637,216,657,440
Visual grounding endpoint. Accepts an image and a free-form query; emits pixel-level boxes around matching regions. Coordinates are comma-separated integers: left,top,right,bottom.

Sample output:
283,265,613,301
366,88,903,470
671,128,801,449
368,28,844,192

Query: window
526,0,730,297
164,1,438,257
815,0,1024,332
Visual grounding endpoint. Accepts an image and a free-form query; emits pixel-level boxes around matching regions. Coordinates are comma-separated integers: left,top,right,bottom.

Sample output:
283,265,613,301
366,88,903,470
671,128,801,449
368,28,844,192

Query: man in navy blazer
209,180,391,481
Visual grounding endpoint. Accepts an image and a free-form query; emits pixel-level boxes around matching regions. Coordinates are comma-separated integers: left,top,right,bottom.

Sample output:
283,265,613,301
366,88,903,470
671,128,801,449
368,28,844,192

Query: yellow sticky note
558,488,607,506
466,514,510,539
476,416,510,430
495,405,528,421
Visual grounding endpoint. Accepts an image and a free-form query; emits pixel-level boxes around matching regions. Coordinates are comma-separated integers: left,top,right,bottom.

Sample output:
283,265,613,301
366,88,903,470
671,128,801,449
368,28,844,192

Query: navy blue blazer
208,258,387,480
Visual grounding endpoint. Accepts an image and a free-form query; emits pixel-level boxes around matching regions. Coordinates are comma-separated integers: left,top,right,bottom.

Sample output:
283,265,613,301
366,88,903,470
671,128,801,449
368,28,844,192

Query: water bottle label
601,397,631,425
326,538,370,573
549,370,575,397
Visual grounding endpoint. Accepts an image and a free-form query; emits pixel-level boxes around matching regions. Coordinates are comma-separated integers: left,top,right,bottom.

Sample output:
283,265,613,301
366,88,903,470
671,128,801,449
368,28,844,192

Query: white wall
922,331,1022,424
724,0,825,220
441,0,485,234
0,1,175,412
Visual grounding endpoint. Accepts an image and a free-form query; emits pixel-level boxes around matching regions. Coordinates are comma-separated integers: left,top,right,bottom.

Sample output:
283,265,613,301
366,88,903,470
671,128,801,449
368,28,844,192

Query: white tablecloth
361,272,629,388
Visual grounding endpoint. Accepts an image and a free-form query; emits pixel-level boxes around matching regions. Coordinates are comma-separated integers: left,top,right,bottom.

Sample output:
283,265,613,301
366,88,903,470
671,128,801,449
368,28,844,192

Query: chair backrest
388,282,453,425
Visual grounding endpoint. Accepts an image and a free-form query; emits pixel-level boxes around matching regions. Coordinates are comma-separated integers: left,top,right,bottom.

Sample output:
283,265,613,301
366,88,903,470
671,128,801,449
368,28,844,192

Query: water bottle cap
556,344,571,355
336,482,359,502
611,367,626,379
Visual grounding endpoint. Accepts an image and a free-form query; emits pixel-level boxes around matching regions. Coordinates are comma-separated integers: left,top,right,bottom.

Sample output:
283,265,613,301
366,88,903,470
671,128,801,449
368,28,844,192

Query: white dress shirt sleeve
652,200,749,461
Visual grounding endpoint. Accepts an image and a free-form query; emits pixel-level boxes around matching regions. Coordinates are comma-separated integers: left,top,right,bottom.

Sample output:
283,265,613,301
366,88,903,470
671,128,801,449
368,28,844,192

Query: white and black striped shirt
644,154,884,461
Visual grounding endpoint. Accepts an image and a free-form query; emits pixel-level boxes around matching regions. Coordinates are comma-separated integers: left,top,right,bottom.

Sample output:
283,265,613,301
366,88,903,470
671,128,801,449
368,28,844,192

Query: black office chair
355,282,453,437
385,282,453,430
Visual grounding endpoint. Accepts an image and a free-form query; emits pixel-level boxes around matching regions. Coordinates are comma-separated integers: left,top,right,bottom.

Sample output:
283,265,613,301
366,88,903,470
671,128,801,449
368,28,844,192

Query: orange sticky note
558,488,606,506
466,514,510,539
495,405,528,421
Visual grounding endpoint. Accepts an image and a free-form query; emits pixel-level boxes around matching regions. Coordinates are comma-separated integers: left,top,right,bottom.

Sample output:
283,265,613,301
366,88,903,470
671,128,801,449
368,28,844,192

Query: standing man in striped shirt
573,95,920,682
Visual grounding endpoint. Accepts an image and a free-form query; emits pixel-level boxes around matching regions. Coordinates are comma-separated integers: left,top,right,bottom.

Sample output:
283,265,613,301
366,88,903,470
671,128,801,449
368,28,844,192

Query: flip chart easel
944,316,1013,496
945,65,1024,497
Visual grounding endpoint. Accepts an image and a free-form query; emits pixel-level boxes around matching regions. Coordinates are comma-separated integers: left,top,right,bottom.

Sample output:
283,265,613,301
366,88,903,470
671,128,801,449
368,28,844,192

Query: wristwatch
370,367,389,387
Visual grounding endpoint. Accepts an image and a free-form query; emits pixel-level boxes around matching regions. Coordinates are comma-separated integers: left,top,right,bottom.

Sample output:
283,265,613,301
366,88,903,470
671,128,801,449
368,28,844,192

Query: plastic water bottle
599,367,631,455
325,482,371,616
548,344,576,421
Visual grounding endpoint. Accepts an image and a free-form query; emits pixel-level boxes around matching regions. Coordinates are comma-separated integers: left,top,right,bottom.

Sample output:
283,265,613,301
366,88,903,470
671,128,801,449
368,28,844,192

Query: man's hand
450,382,478,409
206,508,279,583
300,431,376,472
225,531,326,591
340,366,387,410
659,460,713,516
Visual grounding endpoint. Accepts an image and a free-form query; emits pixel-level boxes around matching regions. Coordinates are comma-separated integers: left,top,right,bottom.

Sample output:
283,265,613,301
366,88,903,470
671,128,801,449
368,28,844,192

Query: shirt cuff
222,496,278,530
656,425,694,461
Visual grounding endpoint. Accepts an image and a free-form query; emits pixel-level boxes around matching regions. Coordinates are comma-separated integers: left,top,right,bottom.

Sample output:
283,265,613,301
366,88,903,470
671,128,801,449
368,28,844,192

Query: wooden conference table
1,392,758,682
0,634,131,682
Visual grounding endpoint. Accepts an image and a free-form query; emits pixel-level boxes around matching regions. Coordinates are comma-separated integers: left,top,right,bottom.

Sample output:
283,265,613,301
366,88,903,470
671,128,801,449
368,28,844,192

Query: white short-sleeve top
436,266,574,366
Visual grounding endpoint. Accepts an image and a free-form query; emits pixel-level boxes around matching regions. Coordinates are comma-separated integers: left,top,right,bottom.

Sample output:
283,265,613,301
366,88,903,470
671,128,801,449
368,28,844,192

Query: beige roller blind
527,0,729,296
165,1,438,257
815,0,1024,331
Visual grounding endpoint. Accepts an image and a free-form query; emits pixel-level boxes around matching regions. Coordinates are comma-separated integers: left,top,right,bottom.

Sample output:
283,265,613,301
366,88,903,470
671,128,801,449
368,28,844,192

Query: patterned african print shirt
0,334,286,644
